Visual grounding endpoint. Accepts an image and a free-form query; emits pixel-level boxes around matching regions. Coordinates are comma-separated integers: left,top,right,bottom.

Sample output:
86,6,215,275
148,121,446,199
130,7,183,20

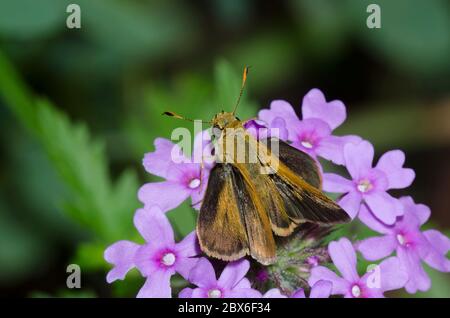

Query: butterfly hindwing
259,137,350,226
261,137,322,188
273,161,350,225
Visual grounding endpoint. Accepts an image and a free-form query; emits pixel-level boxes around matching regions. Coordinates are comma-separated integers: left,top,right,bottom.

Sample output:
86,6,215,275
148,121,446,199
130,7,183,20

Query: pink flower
291,281,332,298
104,206,200,298
309,237,408,298
357,197,450,293
260,288,287,298
138,131,212,211
323,140,415,224
179,258,260,298
258,89,360,165
243,118,289,141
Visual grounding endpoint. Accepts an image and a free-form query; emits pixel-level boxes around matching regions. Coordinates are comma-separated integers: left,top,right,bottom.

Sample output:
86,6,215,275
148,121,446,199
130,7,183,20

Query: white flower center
208,289,222,298
351,285,361,297
301,140,313,149
397,234,406,245
188,178,201,189
161,252,176,266
357,180,372,193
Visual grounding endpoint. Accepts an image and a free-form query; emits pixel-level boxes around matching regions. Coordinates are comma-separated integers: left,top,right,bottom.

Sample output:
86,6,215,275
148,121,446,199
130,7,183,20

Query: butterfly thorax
211,113,272,171
211,112,242,138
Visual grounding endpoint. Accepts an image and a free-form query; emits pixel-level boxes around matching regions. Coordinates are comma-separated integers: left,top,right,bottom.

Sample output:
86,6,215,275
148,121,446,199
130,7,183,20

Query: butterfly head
211,111,240,139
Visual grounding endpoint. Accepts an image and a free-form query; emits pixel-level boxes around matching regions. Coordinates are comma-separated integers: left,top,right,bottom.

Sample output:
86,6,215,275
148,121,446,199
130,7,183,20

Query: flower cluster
104,88,449,298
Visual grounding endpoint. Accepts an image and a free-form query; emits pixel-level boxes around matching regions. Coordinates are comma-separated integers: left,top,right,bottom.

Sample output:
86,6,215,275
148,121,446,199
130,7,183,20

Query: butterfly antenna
162,111,211,124
232,66,249,115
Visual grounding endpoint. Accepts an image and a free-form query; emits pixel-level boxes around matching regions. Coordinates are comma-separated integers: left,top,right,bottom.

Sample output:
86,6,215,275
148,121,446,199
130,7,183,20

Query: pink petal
175,233,201,274
376,150,415,189
134,207,174,245
218,259,250,289
424,230,450,255
134,244,163,277
244,118,289,141
104,240,140,283
178,287,194,298
138,181,191,212
309,280,332,298
174,231,200,258
376,256,408,292
400,196,430,226
188,258,217,288
337,191,362,219
190,288,208,298
166,162,200,182
291,289,306,298
270,117,289,141
143,138,187,178
290,141,316,159
323,173,353,193
328,238,359,281
175,256,199,280
397,247,431,293
301,88,346,130
258,100,300,141
358,235,397,261
234,278,252,289
190,172,209,211
316,135,361,165
263,288,287,298
365,192,402,225
136,270,172,298
358,204,393,234
366,168,389,192
396,208,422,234
225,288,262,298
244,119,265,138
344,141,374,180
309,266,350,295
423,230,450,272
192,130,214,168
292,118,332,143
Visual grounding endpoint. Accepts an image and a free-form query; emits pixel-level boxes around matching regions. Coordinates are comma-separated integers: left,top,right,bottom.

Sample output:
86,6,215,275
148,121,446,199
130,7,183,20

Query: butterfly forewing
261,137,322,189
265,139,351,225
198,163,276,265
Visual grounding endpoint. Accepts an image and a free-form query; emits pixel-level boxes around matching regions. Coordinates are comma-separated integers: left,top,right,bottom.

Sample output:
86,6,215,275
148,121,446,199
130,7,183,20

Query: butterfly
164,67,350,265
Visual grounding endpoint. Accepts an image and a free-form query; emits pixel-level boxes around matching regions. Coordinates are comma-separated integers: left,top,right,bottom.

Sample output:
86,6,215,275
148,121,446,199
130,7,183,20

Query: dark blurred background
0,0,449,297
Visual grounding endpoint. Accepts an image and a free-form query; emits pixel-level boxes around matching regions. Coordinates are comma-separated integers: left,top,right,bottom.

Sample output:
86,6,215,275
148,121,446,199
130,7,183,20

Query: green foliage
351,0,450,76
0,197,49,283
0,51,139,268
0,0,63,40
34,99,139,241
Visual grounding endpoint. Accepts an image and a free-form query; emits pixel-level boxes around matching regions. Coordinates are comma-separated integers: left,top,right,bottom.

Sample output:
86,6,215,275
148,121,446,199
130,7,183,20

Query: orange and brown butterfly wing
260,137,350,227
270,169,350,225
197,163,276,265
270,138,322,189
